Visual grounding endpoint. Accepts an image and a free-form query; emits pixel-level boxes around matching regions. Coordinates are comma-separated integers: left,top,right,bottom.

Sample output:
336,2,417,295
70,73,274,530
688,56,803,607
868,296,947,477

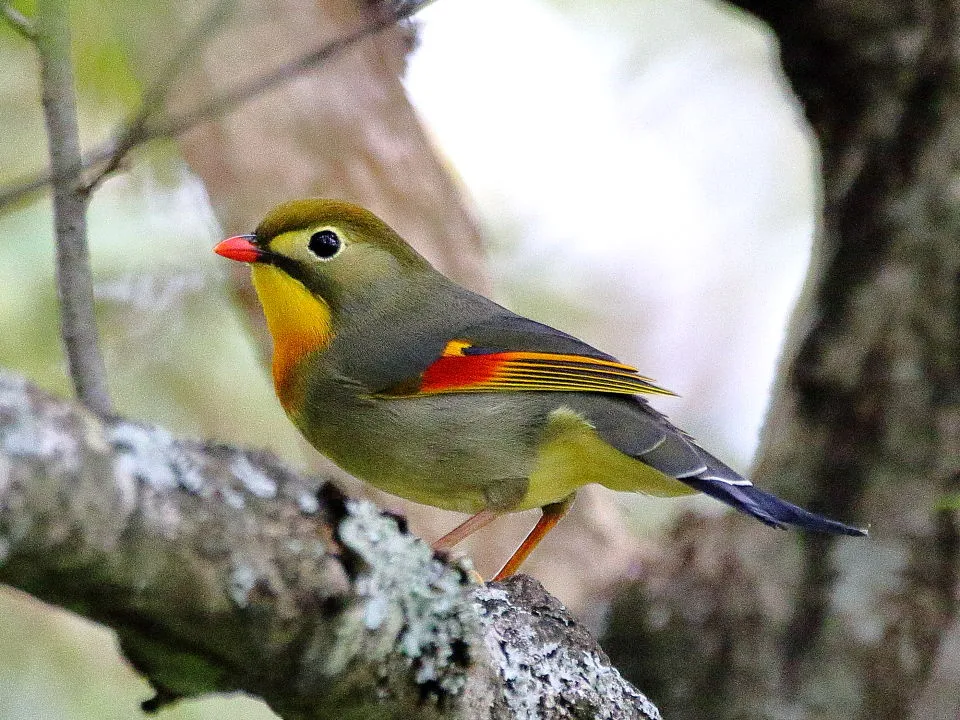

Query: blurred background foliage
0,0,821,717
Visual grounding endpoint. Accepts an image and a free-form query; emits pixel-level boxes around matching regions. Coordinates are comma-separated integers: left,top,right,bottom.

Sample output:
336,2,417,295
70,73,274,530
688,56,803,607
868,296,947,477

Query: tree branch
35,0,112,415
81,0,236,194
0,369,660,720
0,0,435,210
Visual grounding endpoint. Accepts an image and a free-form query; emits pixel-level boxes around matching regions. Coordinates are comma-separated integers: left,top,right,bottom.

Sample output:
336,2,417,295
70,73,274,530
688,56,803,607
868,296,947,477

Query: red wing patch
385,340,675,397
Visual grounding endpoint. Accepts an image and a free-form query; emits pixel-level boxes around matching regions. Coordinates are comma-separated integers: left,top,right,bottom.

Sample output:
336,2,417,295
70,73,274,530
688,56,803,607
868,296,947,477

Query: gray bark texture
603,4,960,720
0,369,661,720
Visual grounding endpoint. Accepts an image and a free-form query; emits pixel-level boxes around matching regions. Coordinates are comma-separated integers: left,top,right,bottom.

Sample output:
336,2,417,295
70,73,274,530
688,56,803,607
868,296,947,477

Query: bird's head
215,198,432,310
214,198,434,398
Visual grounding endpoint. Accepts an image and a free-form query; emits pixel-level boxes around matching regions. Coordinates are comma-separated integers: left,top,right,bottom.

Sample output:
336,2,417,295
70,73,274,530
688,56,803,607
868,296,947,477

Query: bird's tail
680,450,868,537
602,396,867,536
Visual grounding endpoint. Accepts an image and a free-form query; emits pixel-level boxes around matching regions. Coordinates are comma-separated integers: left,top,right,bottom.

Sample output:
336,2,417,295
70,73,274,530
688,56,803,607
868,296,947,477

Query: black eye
308,229,342,259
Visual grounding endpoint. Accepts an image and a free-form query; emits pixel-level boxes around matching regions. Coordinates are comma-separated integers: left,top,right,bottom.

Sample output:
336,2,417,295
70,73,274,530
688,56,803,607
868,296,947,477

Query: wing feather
382,340,675,397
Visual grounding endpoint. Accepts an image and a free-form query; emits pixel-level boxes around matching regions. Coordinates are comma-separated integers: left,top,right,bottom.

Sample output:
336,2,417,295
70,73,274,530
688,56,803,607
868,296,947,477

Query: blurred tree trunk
112,0,489,323
604,4,960,719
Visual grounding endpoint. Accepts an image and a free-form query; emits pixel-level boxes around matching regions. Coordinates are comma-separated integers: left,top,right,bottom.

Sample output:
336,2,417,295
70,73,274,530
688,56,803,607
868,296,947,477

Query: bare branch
146,2,426,143
35,0,111,415
0,370,661,720
2,2,35,41
82,0,237,194
0,0,434,209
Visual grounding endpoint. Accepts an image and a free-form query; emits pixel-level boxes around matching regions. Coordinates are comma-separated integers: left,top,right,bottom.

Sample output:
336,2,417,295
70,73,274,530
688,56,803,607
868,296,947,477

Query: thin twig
147,16,402,143
83,0,236,193
36,0,112,415
0,0,434,209
2,2,36,41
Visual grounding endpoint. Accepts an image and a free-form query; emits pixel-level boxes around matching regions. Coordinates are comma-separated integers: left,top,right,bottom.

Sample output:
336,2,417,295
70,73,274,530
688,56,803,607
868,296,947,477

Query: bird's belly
527,407,695,506
293,393,545,514
292,388,694,516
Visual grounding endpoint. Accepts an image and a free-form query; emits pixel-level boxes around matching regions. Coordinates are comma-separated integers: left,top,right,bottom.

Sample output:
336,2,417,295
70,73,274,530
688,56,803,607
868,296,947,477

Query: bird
214,198,867,580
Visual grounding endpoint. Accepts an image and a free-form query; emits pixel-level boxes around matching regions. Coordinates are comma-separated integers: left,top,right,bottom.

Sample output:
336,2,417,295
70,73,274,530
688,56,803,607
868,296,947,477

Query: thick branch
0,370,659,720
35,0,112,415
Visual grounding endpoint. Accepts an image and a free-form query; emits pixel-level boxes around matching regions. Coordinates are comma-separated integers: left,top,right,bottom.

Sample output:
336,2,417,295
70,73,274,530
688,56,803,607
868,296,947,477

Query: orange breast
250,264,333,407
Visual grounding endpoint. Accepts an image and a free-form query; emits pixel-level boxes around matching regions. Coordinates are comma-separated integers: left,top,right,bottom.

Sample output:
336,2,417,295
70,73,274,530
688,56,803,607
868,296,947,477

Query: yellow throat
250,263,333,404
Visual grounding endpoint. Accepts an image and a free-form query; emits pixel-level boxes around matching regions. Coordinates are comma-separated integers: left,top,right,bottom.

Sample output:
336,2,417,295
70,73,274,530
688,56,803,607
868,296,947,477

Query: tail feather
682,475,868,536
673,446,868,536
595,395,868,536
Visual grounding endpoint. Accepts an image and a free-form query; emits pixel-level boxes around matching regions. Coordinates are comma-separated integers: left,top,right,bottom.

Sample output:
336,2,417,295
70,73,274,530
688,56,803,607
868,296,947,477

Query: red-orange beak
214,235,263,263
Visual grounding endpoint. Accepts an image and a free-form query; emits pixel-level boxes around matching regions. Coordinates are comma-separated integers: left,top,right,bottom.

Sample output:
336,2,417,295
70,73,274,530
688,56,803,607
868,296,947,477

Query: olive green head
247,198,434,308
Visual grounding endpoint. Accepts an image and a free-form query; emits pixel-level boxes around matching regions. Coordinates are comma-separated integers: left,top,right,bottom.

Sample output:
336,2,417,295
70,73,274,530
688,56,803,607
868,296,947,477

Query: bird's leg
432,508,498,551
493,494,575,581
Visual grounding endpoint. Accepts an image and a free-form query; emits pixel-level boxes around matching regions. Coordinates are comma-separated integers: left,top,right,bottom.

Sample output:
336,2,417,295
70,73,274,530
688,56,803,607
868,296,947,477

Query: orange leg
493,494,575,581
432,508,498,551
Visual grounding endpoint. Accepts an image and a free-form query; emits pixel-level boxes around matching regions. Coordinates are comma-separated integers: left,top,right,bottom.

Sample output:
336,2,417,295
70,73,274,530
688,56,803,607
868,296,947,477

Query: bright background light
405,0,818,469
